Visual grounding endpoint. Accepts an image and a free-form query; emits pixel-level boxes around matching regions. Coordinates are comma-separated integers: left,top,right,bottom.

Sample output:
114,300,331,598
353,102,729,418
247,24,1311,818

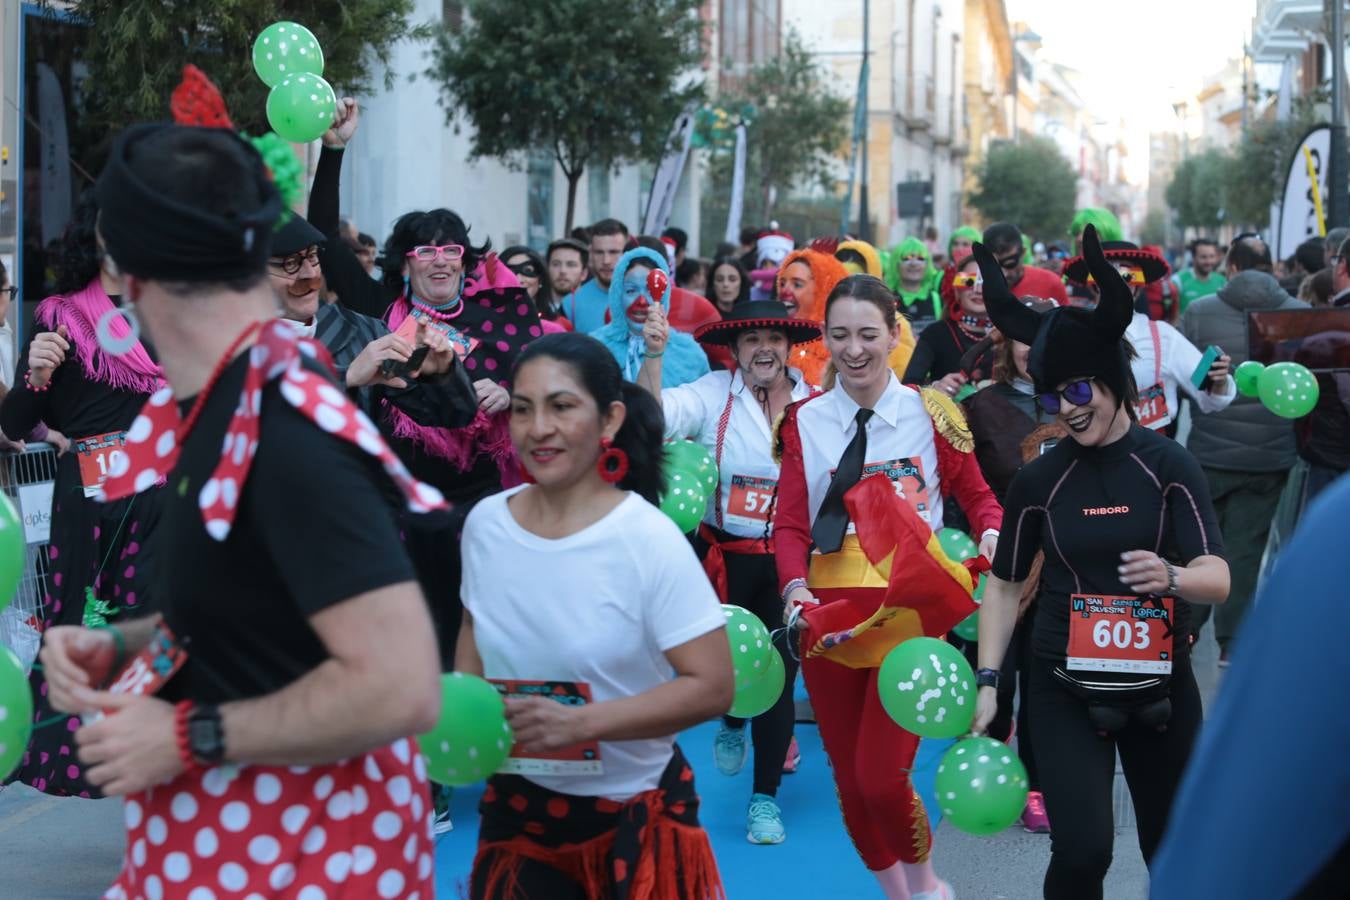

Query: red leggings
800,646,932,871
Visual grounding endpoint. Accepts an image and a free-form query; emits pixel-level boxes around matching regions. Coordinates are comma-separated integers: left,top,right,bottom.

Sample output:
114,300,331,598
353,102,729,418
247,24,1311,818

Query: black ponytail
511,333,667,505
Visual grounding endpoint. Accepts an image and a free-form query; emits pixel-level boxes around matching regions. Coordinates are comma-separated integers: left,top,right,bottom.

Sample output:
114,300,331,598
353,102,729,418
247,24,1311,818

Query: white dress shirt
1126,313,1234,430
661,368,815,538
793,372,945,533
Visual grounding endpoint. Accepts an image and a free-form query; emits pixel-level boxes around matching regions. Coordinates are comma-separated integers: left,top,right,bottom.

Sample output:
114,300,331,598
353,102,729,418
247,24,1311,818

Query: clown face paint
623,263,656,334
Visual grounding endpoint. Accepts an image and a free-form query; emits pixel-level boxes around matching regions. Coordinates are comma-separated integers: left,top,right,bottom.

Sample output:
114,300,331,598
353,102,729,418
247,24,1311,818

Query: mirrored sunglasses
1036,377,1096,414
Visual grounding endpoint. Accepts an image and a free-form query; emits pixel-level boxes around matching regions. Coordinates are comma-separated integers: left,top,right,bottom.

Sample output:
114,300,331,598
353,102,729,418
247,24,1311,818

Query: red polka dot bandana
100,320,449,539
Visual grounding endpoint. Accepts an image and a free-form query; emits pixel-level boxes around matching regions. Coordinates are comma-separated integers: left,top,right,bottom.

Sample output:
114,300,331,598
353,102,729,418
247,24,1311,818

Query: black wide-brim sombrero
1062,241,1170,285
694,299,822,346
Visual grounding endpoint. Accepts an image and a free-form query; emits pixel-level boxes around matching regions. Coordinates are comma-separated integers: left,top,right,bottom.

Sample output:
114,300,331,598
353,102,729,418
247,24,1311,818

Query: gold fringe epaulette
920,387,973,453
770,408,788,465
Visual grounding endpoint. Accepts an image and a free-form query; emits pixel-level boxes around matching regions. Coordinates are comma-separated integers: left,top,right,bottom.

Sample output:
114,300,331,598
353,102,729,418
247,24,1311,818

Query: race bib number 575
1066,594,1173,674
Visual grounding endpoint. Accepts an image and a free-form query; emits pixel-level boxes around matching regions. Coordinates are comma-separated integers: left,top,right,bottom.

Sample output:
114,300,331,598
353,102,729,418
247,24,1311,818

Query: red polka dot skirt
101,738,433,899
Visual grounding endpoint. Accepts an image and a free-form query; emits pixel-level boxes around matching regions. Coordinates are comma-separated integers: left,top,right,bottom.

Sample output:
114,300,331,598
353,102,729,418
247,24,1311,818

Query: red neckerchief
100,319,448,539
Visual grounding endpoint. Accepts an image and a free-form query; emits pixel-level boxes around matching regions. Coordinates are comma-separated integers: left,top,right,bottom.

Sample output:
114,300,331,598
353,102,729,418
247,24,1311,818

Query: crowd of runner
2,91,1348,900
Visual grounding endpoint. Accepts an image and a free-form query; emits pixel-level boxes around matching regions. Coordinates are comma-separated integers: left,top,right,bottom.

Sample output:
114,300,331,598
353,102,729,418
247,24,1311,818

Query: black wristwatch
976,668,1001,689
187,703,226,767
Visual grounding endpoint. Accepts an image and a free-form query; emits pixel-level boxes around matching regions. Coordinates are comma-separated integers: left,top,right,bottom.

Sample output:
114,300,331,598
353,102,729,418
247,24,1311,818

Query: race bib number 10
1066,594,1174,674
76,431,129,498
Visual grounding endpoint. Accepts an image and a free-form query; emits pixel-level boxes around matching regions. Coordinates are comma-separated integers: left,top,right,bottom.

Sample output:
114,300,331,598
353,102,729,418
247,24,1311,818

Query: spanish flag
801,473,985,669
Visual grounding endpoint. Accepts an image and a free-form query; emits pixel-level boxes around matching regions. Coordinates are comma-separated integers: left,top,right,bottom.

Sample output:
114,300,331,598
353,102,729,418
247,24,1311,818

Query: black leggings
1029,653,1202,900
721,550,799,797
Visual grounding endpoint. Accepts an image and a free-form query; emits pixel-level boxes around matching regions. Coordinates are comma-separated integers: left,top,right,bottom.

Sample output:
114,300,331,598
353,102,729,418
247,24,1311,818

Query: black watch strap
187,703,226,766
976,667,1001,689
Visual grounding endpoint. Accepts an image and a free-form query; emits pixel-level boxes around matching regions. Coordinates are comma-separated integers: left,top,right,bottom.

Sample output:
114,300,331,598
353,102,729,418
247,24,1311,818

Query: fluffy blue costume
590,247,709,387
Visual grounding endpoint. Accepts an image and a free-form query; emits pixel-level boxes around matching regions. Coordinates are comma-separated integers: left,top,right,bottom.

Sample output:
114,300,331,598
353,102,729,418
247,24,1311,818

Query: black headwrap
95,123,283,282
973,224,1135,404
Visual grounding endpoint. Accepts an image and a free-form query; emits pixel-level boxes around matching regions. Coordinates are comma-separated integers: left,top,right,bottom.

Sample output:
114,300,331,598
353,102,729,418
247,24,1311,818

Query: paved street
0,626,1221,899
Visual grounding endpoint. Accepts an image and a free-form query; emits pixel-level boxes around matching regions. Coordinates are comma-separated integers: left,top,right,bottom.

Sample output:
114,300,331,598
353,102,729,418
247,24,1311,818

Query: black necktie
812,408,875,554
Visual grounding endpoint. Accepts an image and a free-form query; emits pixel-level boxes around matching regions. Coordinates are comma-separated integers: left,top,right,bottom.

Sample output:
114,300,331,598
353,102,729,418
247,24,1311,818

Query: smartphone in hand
1191,345,1222,389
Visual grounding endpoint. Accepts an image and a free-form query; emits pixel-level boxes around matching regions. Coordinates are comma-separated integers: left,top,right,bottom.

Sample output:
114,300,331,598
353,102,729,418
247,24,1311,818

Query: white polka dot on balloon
220,801,251,833
217,861,248,892
163,851,192,882
268,863,296,891
247,834,280,865
377,870,405,899
372,811,402,841
171,792,198,822
194,827,219,858
281,804,310,835
324,851,352,883
253,773,282,805
147,815,168,846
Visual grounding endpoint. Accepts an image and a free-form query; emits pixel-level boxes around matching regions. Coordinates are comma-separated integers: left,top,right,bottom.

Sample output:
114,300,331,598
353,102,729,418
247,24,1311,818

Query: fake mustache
287,276,323,297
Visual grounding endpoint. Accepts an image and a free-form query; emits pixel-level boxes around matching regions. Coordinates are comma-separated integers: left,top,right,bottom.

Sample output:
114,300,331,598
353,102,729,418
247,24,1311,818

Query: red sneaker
782,736,801,774
1021,790,1050,833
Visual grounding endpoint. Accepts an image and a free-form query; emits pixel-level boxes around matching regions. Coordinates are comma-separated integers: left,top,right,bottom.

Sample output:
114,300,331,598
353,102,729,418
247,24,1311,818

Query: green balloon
665,440,719,491
265,73,337,144
729,646,785,718
659,467,709,533
0,648,33,780
417,672,514,786
952,610,979,642
0,494,23,613
936,527,978,563
878,637,975,738
1234,360,1265,398
1258,361,1320,419
252,21,324,88
934,736,1029,835
722,604,774,690
953,383,978,403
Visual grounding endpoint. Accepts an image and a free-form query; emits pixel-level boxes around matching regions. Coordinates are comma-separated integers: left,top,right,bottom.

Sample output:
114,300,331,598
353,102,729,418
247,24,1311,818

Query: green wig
1068,208,1123,242
948,226,981,259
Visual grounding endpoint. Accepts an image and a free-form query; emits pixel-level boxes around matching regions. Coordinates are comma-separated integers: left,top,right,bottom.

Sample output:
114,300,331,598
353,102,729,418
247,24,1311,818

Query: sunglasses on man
1036,376,1096,414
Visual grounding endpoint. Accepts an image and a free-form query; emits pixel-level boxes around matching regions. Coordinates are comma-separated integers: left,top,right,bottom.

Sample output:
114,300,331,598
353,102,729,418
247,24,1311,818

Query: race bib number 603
1066,594,1174,675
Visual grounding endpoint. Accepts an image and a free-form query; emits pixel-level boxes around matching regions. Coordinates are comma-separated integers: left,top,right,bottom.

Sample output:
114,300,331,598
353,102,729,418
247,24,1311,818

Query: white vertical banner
37,63,71,246
724,124,748,245
641,105,697,237
1274,125,1331,261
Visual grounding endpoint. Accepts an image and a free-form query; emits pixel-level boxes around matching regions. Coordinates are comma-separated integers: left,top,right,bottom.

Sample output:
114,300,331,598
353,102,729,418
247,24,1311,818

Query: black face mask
508,262,541,279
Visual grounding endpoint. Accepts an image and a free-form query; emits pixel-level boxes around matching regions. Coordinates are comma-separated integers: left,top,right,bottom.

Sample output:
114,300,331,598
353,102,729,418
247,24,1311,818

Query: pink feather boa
34,279,163,395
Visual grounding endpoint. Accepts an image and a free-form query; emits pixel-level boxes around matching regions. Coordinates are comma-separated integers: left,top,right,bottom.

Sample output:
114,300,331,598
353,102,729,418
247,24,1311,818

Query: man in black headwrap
39,124,443,897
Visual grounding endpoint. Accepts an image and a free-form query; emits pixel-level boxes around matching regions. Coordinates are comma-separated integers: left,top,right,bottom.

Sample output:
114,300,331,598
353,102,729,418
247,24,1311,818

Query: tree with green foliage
1166,150,1228,232
967,137,1077,240
428,0,704,233
62,1,421,135
706,31,851,223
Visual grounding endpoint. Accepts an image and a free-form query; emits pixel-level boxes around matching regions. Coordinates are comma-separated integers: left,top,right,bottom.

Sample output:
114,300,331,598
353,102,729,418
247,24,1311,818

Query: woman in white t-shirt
457,332,733,900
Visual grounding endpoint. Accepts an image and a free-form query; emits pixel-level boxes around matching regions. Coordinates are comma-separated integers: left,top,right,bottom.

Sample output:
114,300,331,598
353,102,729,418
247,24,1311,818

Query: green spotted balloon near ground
722,604,775,690
1257,361,1320,419
417,672,514,786
252,21,325,88
0,648,33,779
934,736,1029,835
877,636,975,738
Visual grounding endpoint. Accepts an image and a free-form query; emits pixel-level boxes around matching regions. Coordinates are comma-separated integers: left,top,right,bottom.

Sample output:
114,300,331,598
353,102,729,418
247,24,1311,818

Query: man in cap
637,299,819,846
39,124,443,897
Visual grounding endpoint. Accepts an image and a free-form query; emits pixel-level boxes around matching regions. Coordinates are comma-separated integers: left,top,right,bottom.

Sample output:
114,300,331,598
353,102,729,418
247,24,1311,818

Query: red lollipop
646,268,669,306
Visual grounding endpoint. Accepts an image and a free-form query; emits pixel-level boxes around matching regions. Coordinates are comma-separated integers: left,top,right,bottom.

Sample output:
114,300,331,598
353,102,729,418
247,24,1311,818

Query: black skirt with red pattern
471,745,724,900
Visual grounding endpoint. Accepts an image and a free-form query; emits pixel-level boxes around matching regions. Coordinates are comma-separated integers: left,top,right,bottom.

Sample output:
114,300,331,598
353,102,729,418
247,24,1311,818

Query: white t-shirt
460,487,725,801
794,373,945,532
1126,313,1234,430
660,368,815,537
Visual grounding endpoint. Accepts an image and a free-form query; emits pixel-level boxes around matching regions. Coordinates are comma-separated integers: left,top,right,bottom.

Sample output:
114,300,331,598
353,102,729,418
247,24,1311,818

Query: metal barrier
0,443,58,670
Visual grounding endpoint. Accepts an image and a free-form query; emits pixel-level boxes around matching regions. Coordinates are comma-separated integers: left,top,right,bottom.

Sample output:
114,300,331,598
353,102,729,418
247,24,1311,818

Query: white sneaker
912,881,954,900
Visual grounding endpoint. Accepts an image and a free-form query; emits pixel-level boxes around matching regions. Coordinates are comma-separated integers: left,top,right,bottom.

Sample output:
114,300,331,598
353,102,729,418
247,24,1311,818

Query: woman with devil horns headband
971,226,1230,899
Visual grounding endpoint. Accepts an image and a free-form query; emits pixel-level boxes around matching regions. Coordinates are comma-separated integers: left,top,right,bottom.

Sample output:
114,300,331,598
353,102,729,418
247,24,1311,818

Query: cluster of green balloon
659,440,719,533
952,574,985,641
0,494,23,611
253,22,337,144
723,605,785,718
934,736,1029,835
878,637,975,738
1235,360,1320,419
417,672,514,786
936,527,978,564
0,648,33,779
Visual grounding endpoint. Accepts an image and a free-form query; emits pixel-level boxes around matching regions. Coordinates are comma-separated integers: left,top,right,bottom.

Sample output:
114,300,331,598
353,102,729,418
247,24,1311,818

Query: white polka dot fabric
102,740,433,899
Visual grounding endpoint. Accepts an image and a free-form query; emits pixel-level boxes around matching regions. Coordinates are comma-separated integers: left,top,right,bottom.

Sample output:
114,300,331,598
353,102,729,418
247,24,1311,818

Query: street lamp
1010,30,1041,141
